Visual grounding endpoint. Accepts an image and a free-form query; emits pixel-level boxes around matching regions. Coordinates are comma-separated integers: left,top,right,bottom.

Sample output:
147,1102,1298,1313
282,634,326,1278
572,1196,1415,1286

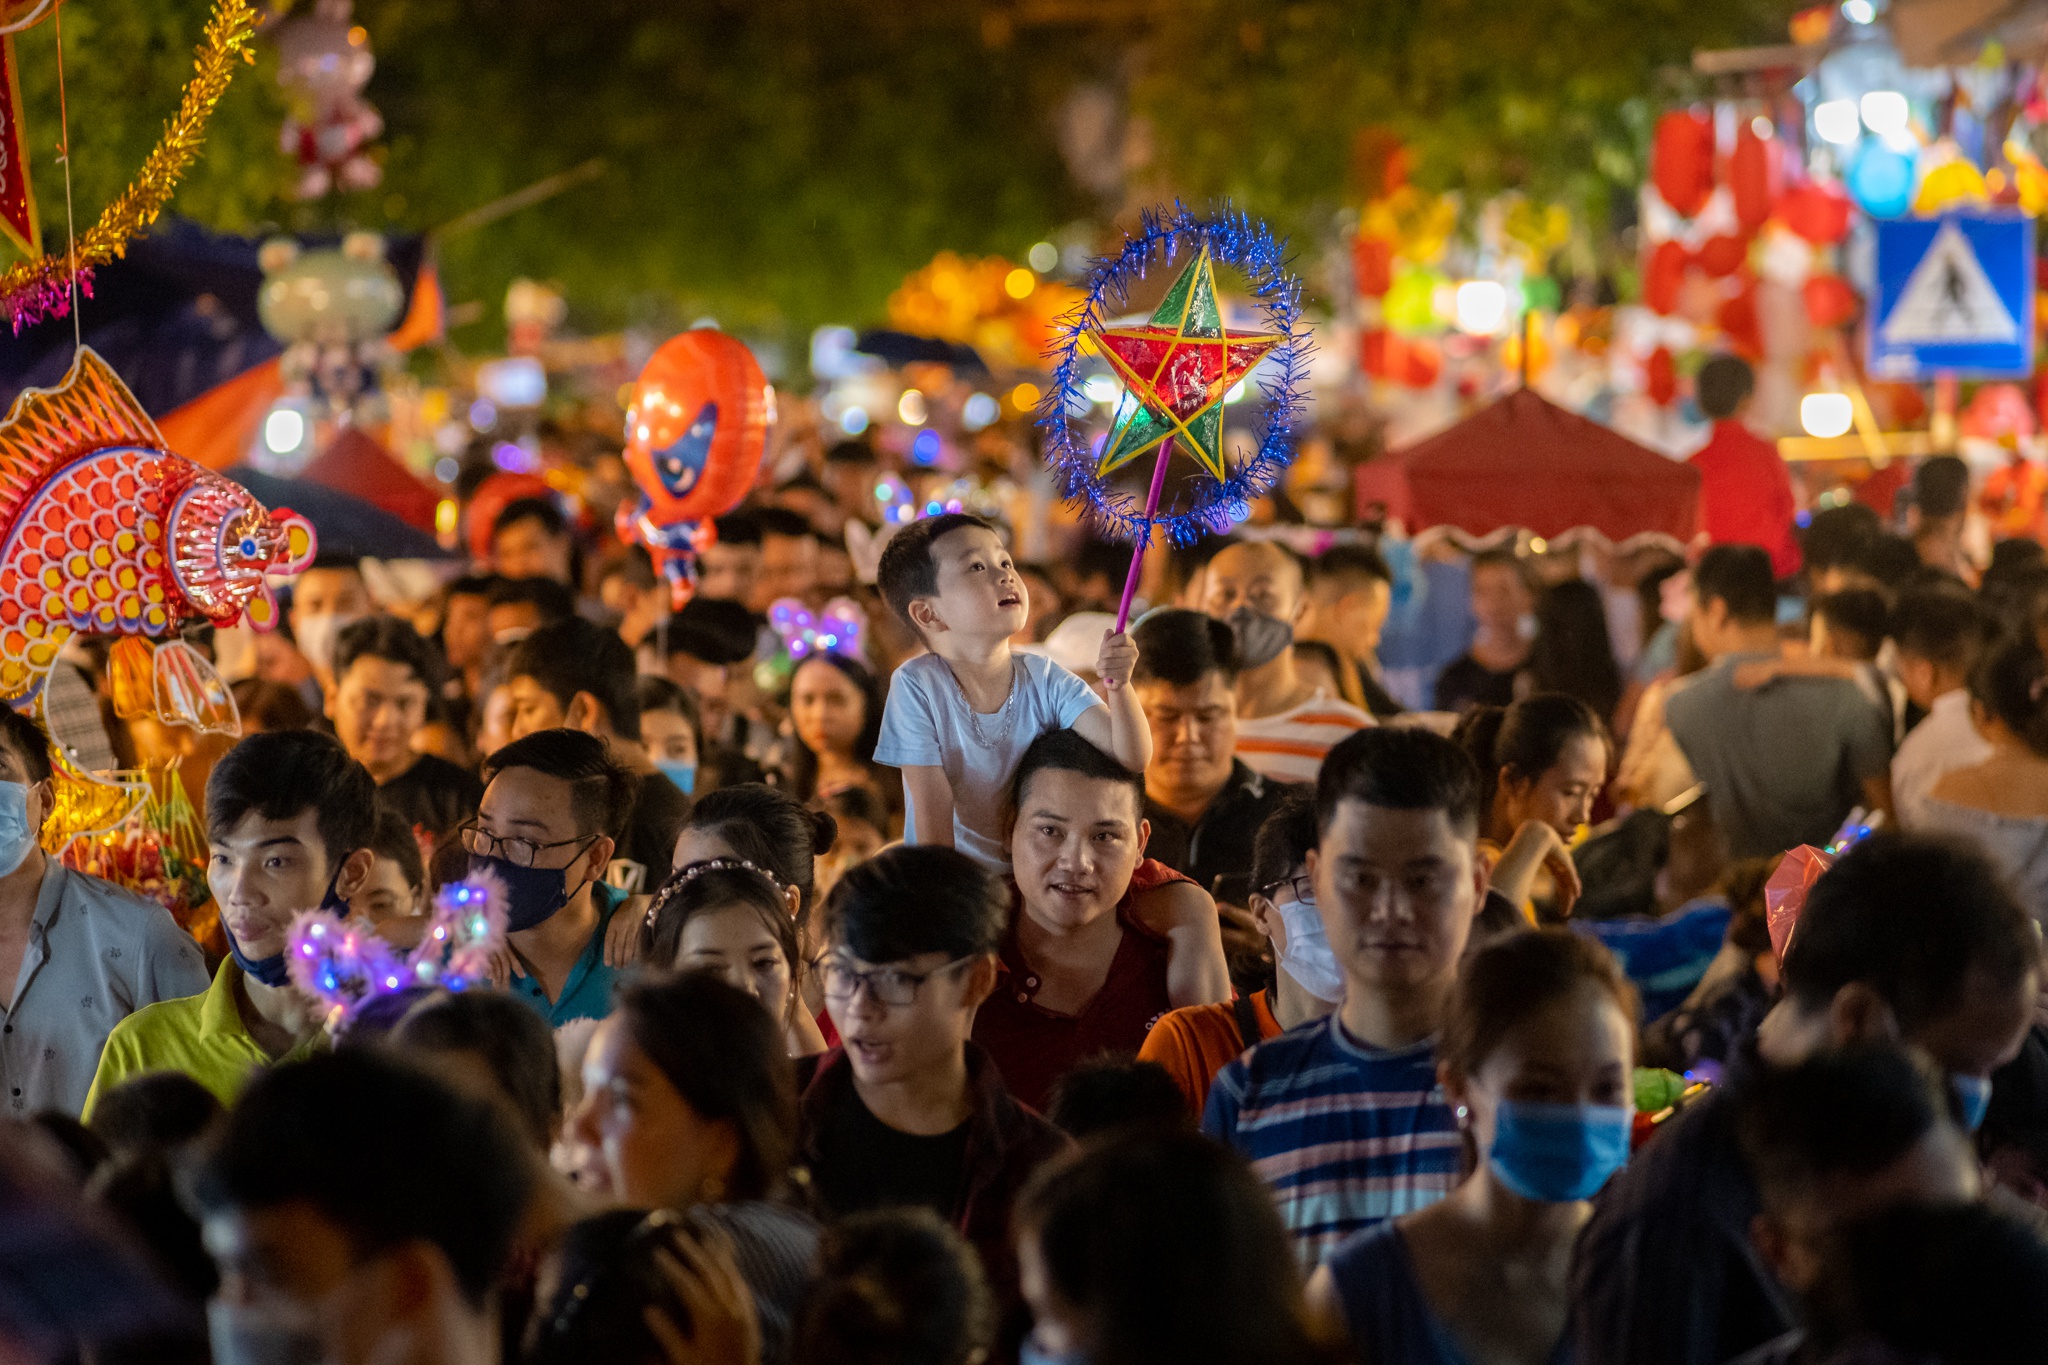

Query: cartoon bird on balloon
617,330,775,606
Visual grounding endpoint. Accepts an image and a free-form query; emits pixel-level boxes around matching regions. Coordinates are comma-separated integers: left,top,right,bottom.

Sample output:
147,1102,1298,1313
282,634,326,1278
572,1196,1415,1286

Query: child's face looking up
914,526,1029,640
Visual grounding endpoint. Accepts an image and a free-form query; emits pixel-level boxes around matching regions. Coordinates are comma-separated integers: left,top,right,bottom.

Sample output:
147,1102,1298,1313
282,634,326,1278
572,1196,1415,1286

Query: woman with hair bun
1923,634,2048,928
1453,694,1612,920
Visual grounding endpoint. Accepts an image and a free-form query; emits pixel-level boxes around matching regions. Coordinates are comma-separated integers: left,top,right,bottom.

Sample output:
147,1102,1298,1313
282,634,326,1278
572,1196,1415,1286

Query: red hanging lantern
1776,183,1852,245
1352,235,1393,298
1360,327,1399,379
1645,346,1677,406
1730,122,1781,233
1802,274,1860,328
1644,240,1691,315
1717,282,1764,358
1652,111,1716,218
1401,337,1443,389
1697,234,1749,279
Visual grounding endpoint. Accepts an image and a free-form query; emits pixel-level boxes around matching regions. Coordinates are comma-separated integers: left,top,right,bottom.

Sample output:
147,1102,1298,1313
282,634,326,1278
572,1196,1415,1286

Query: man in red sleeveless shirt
973,729,1231,1110
1688,355,1800,579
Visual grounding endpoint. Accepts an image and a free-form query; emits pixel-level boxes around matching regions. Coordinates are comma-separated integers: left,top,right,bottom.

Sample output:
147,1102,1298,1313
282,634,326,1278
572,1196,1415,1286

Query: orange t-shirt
1138,989,1282,1117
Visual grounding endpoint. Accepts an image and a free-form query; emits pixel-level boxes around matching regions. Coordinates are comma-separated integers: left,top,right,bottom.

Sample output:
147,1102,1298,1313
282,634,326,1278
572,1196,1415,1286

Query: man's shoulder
103,981,211,1055
53,863,169,919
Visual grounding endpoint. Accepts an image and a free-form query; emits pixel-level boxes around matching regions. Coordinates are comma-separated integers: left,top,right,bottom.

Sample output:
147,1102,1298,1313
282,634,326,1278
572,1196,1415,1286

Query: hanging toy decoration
0,347,316,845
618,329,774,608
271,0,383,201
0,0,260,331
257,232,405,435
289,870,509,1033
1039,203,1307,630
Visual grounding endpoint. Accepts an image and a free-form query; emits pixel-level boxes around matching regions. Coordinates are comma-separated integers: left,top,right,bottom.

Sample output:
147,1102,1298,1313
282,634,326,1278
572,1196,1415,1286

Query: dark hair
823,844,1006,965
207,731,377,866
1045,1057,1191,1140
367,807,425,891
1441,929,1637,1077
481,729,638,841
1696,354,1755,419
755,506,818,542
636,674,702,748
1734,1043,1950,1210
1316,727,1483,838
714,509,764,546
1015,1129,1329,1365
824,440,877,467
484,575,576,625
876,512,995,628
1971,634,2048,759
228,678,315,734
86,1072,222,1160
613,971,798,1202
92,1149,219,1308
1469,546,1530,588
0,704,53,786
1811,589,1889,660
1132,608,1241,688
646,861,800,1006
491,495,567,542
1310,543,1393,590
444,572,498,602
598,544,656,592
787,654,884,801
190,1050,535,1307
1251,791,1318,893
664,596,762,666
683,784,836,924
1914,455,1971,521
1854,533,1924,590
1526,579,1622,720
332,615,448,695
1011,729,1144,827
1783,832,2040,1032
1693,544,1777,623
390,990,562,1153
1889,587,1988,673
1802,503,1883,575
1453,694,1612,818
795,1208,995,1365
1833,1202,2048,1363
506,617,642,744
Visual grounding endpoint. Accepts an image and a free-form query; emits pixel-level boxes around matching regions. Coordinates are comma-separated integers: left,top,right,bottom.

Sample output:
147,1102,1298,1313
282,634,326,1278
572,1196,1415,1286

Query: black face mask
226,867,346,988
468,847,594,931
1227,605,1294,668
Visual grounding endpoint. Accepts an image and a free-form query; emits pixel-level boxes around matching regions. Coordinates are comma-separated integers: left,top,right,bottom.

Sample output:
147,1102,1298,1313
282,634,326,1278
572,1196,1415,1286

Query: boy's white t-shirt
874,650,1103,870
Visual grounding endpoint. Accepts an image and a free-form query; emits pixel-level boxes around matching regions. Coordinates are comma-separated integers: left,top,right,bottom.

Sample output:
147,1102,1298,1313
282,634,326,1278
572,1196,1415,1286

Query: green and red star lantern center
1091,246,1279,481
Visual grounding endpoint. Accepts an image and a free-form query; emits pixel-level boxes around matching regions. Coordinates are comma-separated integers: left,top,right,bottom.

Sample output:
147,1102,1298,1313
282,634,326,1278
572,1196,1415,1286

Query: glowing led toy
289,870,510,1032
768,597,866,663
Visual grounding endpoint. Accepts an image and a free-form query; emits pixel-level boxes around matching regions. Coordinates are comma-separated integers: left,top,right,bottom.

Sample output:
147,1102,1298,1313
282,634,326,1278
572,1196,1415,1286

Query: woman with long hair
1454,695,1612,920
1923,633,2048,928
1525,578,1623,724
783,654,896,829
644,859,821,1058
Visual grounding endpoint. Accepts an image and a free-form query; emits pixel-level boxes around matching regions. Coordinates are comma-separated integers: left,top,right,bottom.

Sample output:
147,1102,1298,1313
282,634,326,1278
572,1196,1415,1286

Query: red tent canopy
1355,388,1701,544
301,427,443,532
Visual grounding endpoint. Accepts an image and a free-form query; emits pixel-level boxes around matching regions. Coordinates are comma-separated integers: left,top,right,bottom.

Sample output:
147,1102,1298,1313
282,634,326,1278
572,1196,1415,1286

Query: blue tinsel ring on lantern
1037,202,1310,546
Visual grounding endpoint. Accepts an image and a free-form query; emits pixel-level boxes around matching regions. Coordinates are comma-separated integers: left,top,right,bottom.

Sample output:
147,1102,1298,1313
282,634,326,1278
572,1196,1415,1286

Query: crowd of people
10,352,2048,1365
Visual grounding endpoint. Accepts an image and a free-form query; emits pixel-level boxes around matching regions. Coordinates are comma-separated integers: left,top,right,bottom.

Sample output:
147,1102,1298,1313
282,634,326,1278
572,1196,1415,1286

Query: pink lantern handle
1113,436,1176,633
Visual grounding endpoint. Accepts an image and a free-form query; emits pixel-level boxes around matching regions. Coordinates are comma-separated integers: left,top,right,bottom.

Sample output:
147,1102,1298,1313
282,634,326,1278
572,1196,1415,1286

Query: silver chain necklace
958,658,1019,746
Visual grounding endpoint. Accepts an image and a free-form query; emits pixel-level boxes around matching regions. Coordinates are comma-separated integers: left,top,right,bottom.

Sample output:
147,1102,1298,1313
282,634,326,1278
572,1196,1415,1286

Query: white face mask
207,1297,325,1365
294,612,366,675
0,779,37,878
1273,894,1345,1003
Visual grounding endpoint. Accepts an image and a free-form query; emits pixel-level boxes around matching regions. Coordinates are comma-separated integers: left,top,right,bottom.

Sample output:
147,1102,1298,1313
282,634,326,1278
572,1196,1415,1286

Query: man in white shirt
1890,588,1994,831
1198,540,1372,784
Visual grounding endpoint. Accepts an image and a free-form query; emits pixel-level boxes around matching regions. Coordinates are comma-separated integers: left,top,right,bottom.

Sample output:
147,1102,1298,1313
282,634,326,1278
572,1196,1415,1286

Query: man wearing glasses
795,844,1069,1357
462,729,638,1025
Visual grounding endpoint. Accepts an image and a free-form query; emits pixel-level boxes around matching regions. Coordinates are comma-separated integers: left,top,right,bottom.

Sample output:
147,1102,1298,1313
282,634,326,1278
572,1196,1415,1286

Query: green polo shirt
508,882,628,1027
82,956,325,1120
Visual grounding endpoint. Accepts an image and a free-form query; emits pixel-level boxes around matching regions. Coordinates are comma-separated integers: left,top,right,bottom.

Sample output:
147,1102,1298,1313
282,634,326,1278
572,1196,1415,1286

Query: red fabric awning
1355,388,1701,544
301,426,443,531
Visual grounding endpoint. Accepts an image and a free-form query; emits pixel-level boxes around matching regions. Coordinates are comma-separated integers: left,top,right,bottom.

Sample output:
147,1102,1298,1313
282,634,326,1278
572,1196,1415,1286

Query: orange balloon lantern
620,330,773,605
1652,111,1716,219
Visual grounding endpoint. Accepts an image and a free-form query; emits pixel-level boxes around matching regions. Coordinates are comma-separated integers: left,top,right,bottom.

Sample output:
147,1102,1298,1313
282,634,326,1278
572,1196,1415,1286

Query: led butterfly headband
287,871,508,1031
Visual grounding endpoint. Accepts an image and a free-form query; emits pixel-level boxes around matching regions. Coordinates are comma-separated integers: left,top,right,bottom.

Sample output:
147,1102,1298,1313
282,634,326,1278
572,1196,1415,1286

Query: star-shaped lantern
1091,247,1280,481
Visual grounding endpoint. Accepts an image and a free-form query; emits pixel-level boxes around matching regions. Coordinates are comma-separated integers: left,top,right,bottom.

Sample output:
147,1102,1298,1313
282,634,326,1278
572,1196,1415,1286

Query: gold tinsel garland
0,0,259,330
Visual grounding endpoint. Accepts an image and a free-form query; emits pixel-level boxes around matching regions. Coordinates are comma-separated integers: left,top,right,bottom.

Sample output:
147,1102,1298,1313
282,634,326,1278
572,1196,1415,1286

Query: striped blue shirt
1203,1015,1462,1272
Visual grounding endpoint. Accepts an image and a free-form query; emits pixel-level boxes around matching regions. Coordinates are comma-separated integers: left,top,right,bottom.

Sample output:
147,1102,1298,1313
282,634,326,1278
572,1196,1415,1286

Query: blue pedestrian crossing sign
1868,212,2035,380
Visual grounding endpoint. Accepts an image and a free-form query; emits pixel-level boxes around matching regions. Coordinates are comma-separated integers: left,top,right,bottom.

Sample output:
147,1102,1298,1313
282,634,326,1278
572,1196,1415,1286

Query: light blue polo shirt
508,881,627,1026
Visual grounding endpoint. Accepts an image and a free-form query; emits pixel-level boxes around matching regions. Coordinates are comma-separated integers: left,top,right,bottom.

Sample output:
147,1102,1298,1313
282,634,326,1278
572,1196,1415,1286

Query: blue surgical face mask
1273,895,1345,1004
1019,1335,1088,1365
0,779,37,878
1488,1100,1633,1202
225,867,345,990
656,760,697,796
1953,1073,1994,1133
207,1295,324,1365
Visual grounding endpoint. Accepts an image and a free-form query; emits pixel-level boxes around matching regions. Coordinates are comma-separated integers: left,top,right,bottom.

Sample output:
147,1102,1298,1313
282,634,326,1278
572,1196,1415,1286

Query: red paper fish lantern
1644,240,1691,316
1777,183,1852,245
620,329,773,604
1802,274,1859,328
1730,123,1781,233
1652,111,1715,219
